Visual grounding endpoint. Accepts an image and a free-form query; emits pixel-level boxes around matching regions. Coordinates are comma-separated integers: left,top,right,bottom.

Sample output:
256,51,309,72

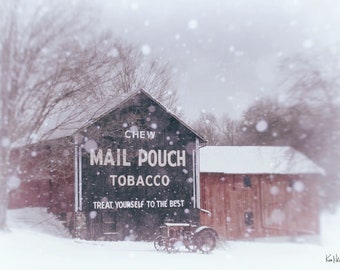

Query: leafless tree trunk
219,115,242,146
110,42,179,114
191,112,221,145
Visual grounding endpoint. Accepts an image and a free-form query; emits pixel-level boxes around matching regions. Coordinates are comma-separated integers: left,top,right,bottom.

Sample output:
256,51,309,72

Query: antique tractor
153,222,218,253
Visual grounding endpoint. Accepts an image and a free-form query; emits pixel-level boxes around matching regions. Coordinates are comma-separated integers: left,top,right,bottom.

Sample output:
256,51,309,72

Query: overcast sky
98,0,340,120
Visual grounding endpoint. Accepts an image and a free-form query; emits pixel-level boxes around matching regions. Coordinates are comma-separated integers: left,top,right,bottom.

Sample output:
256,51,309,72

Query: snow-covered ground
1,207,339,270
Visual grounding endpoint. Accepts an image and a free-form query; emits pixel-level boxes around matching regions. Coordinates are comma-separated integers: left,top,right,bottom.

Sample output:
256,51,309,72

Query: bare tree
278,53,340,209
0,0,180,230
238,52,340,208
219,114,242,146
192,112,221,145
110,42,179,113
239,98,289,146
0,0,102,230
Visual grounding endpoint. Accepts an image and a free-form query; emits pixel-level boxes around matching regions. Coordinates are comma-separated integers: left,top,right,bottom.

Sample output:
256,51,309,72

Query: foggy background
98,0,340,120
1,0,340,217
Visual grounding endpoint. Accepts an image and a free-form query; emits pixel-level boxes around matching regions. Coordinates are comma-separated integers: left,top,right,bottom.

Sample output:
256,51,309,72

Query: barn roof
15,89,206,146
200,146,325,175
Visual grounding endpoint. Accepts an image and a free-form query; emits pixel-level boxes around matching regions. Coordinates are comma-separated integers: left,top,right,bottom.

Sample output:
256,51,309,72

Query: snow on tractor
153,222,218,253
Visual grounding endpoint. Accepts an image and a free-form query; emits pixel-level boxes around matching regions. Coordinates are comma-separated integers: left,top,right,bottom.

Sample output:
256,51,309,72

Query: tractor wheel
154,235,166,251
194,230,216,254
166,238,181,253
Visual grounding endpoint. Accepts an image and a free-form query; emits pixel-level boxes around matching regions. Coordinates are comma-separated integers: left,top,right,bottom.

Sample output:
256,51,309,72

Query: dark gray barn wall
78,92,200,240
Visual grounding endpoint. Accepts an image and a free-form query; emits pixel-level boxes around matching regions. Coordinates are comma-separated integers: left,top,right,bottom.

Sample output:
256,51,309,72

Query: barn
199,146,325,240
9,90,206,240
9,90,325,242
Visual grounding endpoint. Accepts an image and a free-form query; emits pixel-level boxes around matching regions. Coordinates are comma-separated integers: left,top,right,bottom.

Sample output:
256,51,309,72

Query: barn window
243,176,252,188
244,211,254,227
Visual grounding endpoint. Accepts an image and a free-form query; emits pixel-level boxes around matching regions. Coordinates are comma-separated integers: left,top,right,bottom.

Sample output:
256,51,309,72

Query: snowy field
1,207,339,270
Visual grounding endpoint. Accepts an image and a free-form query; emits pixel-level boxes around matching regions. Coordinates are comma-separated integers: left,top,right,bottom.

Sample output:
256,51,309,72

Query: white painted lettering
127,175,135,186
147,131,156,139
153,175,160,186
104,149,115,165
138,149,148,166
118,175,126,186
122,149,131,166
90,149,131,166
158,150,167,167
177,150,186,166
136,175,145,186
148,150,157,167
124,130,156,139
110,174,170,187
124,130,131,138
167,150,177,167
140,131,145,138
116,148,121,166
137,149,187,167
145,175,153,186
110,175,117,186
90,149,103,165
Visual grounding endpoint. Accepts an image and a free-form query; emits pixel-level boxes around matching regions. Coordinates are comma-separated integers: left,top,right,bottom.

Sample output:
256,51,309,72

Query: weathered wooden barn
199,146,324,240
9,90,206,240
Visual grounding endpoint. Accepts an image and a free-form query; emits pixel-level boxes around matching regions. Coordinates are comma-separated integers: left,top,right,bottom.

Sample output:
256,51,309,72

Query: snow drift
0,207,339,270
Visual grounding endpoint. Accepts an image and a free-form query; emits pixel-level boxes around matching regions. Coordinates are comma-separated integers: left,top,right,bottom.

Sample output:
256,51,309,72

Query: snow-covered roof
200,146,325,175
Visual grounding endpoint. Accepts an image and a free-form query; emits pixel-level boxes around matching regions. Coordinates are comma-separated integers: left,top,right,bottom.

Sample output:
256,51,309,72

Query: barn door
101,211,117,239
260,178,288,232
209,181,227,236
228,188,256,239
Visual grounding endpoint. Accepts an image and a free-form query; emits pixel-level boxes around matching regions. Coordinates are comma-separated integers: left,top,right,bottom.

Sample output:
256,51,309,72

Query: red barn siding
9,180,51,209
9,139,75,214
200,173,319,240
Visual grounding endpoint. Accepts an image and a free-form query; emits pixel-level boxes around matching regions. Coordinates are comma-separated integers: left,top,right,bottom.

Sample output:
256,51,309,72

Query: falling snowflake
129,125,139,132
84,139,98,153
130,2,139,10
256,119,268,132
1,137,10,147
141,44,151,55
107,48,119,57
293,181,305,192
186,177,193,183
148,105,156,113
89,211,97,219
303,39,314,49
269,209,285,225
188,19,198,30
270,186,280,195
7,175,21,191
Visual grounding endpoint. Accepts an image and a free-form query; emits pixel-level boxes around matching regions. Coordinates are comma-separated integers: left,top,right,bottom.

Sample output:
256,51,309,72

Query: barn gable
72,90,206,240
